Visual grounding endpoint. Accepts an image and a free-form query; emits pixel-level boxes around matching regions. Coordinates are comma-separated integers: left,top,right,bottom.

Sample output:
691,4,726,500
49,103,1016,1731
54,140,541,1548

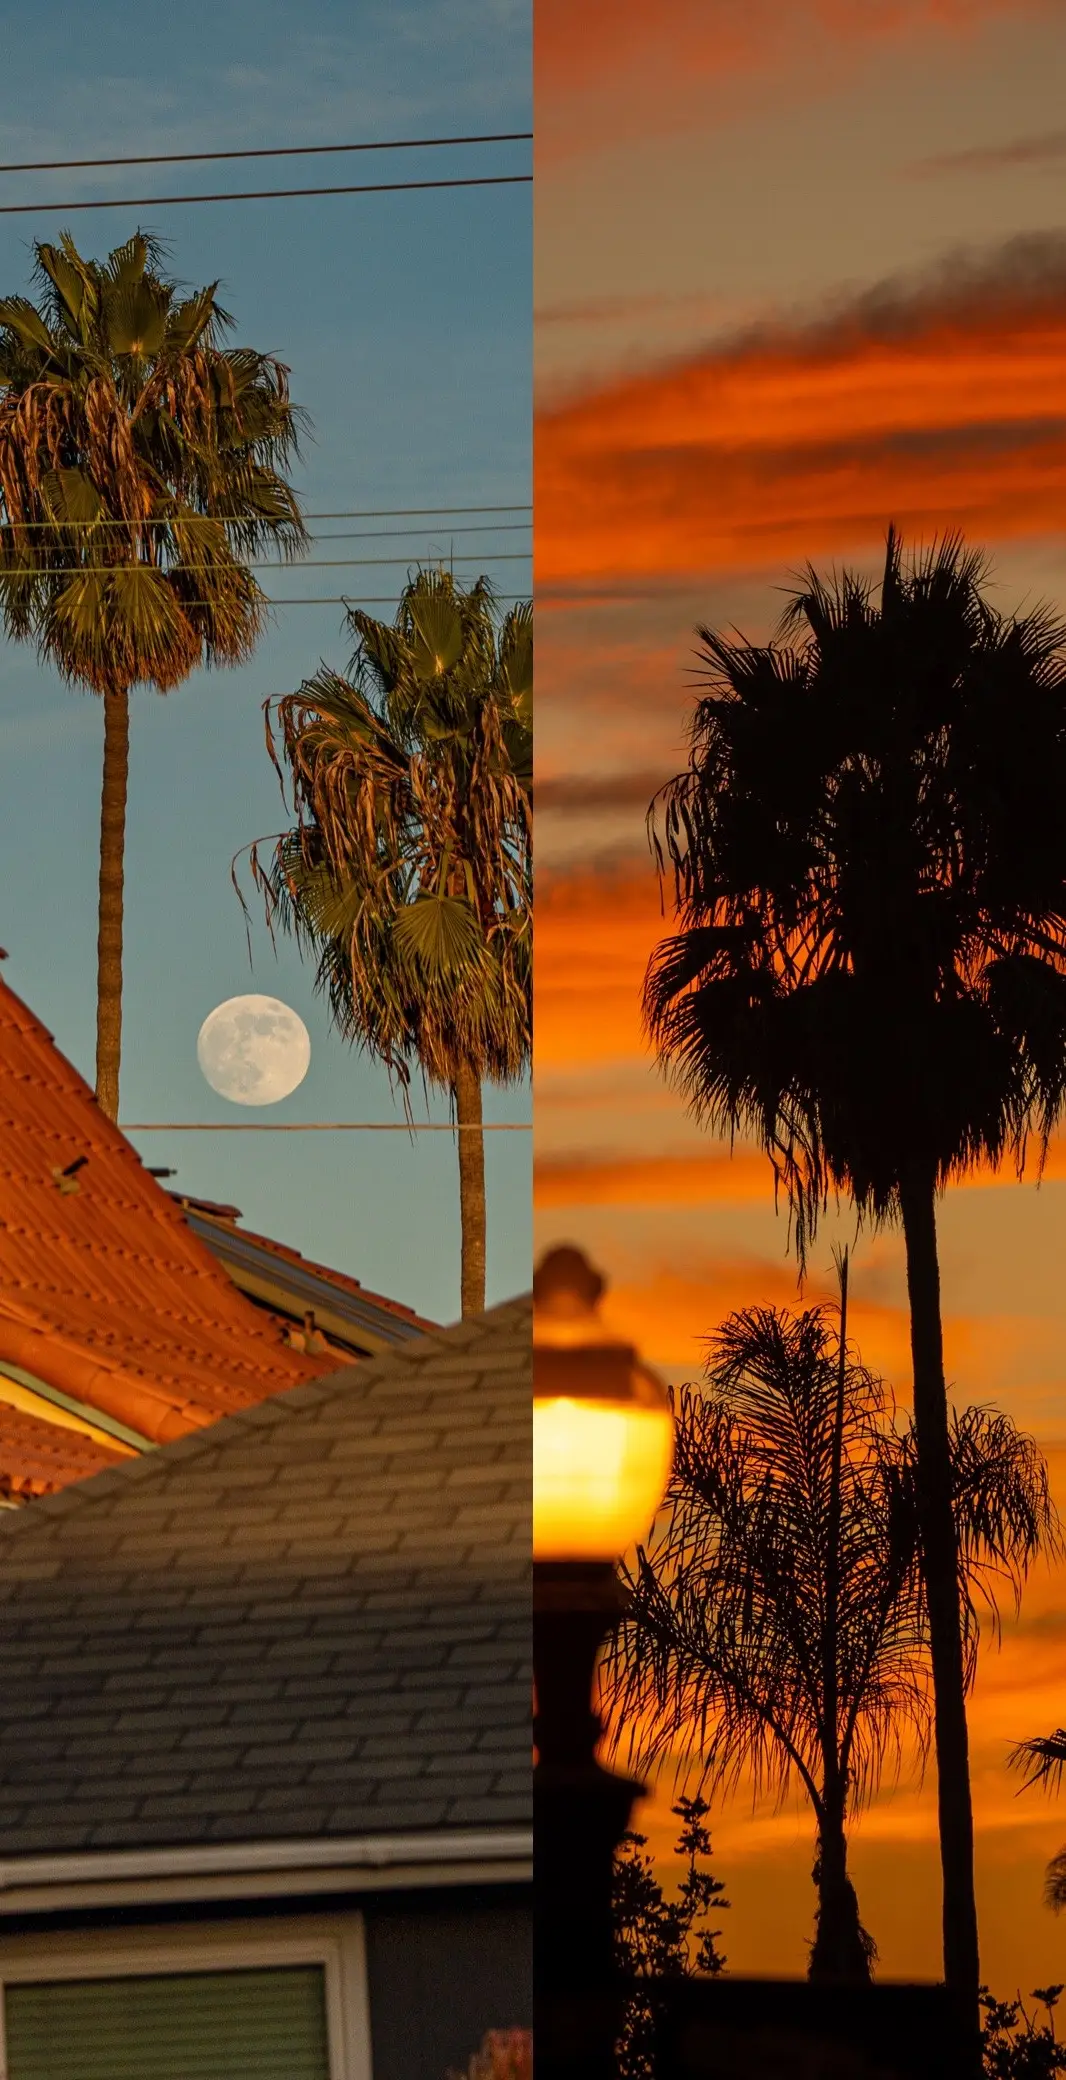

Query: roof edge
0,1828,533,1914
0,1293,533,1536
0,1826,533,1892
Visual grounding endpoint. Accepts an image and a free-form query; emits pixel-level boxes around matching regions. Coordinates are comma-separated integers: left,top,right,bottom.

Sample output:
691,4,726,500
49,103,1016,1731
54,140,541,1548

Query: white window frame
0,1911,371,2080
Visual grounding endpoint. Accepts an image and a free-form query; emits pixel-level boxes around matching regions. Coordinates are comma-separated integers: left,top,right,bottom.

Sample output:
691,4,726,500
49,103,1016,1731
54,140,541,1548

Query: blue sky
0,0,531,1324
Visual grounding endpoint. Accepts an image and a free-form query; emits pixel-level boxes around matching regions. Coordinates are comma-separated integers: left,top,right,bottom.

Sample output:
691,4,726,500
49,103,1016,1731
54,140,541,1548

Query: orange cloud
537,1140,1066,1209
535,1149,775,1208
593,1256,1019,1389
536,243,1066,585
536,0,1045,134
535,0,1058,174
535,865,661,1067
536,866,1066,1201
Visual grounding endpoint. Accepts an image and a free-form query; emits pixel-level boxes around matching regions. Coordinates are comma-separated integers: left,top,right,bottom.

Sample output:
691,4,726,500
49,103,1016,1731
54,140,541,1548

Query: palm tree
1007,1728,1066,1911
601,1272,1056,1984
0,231,306,1117
644,529,1066,2025
245,568,532,1317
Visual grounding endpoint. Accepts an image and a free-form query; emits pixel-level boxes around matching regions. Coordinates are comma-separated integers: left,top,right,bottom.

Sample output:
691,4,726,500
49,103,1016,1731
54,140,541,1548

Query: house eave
0,1827,533,1916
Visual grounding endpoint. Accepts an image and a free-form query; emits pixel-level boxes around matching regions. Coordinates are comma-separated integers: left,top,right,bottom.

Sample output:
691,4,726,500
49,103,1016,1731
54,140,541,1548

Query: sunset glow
537,0,1066,1992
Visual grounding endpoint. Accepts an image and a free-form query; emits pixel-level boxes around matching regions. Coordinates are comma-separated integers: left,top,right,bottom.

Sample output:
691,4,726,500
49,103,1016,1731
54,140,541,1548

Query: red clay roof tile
0,970,342,1451
0,1400,127,1498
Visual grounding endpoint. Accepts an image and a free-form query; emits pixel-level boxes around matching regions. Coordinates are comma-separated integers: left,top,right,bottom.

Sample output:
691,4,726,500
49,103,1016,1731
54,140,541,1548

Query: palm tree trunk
95,684,131,1122
809,1792,874,1983
453,1059,486,1318
822,1251,849,1837
899,1165,980,2049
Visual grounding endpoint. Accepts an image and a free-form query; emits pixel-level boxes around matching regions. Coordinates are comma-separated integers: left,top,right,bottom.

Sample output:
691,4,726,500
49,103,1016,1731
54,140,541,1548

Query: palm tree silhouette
602,1264,1056,1984
644,529,1066,2026
243,569,531,1317
1008,1727,1066,1911
0,232,306,1117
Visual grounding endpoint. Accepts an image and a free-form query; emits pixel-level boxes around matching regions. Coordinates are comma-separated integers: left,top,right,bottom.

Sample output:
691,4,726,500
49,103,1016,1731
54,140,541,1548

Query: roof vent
287,1309,326,1356
51,1155,88,1196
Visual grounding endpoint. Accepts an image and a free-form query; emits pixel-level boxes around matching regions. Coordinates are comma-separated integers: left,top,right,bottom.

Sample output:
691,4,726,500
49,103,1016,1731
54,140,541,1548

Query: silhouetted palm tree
644,529,1066,2027
0,232,306,1116
244,569,531,1316
1008,1728,1066,1911
603,1271,1056,1986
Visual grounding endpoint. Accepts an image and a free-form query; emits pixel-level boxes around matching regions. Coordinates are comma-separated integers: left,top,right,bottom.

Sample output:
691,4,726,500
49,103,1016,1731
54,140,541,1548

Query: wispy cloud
911,127,1066,176
537,231,1066,586
0,0,530,203
537,0,1051,155
537,770,665,812
536,290,727,331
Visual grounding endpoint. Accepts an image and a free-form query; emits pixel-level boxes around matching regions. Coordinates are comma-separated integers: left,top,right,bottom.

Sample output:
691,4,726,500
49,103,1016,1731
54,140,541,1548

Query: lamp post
533,1244,674,2080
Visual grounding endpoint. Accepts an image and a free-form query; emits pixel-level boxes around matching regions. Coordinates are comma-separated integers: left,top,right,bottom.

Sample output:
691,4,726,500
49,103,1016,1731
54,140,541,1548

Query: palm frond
1009,1730,1066,1794
0,231,307,697
645,528,1066,1264
1046,1846,1066,1911
237,572,532,1093
603,1302,1055,1832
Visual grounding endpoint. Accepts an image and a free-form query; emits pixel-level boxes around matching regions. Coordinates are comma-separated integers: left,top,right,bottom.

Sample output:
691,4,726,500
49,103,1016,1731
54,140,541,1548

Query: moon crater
196,995,311,1107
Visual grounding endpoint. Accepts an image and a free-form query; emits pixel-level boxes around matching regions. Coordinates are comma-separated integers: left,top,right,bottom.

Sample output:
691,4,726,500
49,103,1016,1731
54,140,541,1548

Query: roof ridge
0,1293,532,1535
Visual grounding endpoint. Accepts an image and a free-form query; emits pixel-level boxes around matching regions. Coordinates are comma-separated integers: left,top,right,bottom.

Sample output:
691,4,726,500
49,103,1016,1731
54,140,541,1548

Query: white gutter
0,1829,533,1915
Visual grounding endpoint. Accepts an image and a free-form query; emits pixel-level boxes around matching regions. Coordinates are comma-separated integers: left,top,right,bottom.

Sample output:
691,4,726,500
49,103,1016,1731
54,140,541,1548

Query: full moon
196,995,311,1107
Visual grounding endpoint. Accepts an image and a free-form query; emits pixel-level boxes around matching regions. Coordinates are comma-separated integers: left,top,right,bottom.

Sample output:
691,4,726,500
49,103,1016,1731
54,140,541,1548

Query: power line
123,1121,531,1132
269,598,525,606
304,506,531,520
0,132,533,177
0,173,532,218
252,595,530,607
0,553,531,577
304,524,532,543
0,506,531,529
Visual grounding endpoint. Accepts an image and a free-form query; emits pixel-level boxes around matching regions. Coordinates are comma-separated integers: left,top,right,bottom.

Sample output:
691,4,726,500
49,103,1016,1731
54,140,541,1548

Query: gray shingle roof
0,1298,531,1856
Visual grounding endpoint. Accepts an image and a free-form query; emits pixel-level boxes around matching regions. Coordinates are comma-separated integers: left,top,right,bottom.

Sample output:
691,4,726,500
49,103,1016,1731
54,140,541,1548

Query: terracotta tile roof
0,971,343,1452
0,1400,127,1499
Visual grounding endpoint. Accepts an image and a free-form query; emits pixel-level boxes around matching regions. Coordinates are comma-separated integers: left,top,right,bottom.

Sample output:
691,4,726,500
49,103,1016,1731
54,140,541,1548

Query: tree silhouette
645,528,1066,2030
613,1796,727,2080
603,1270,1057,1984
1008,1728,1066,1913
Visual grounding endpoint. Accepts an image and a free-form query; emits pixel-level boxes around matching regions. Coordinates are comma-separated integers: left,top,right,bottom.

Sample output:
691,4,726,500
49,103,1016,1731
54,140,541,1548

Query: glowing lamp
533,1244,674,1562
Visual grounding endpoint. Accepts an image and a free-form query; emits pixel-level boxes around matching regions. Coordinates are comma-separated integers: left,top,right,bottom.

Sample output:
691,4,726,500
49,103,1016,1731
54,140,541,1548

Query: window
6,1965,328,2079
0,1915,369,2080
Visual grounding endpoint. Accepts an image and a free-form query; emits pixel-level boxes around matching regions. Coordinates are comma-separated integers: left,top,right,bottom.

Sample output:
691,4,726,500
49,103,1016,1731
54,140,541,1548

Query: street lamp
533,1244,674,2080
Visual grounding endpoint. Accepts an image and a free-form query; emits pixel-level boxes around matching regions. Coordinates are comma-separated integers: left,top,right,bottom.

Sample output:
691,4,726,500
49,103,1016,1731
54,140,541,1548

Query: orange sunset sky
535,0,1066,1993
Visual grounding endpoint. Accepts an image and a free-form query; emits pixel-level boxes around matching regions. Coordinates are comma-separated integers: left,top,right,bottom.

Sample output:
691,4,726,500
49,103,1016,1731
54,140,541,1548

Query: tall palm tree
0,231,306,1117
644,529,1066,2026
602,1278,1056,1984
245,568,532,1317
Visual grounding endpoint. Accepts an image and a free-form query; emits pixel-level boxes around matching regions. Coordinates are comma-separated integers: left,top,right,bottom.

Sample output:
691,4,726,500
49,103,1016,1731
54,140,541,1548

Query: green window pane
5,1964,331,2080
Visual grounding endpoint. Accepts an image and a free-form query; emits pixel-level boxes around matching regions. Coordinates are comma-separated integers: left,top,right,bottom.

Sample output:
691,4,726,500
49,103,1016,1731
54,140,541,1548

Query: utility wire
304,506,531,520
0,553,531,577
0,173,532,217
310,524,530,542
0,132,532,176
124,1121,531,1132
0,506,531,529
264,597,525,606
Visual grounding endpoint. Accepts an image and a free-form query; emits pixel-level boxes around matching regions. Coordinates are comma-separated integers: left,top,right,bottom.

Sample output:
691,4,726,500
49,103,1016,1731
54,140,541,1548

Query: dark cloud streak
911,128,1066,176
537,771,666,811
